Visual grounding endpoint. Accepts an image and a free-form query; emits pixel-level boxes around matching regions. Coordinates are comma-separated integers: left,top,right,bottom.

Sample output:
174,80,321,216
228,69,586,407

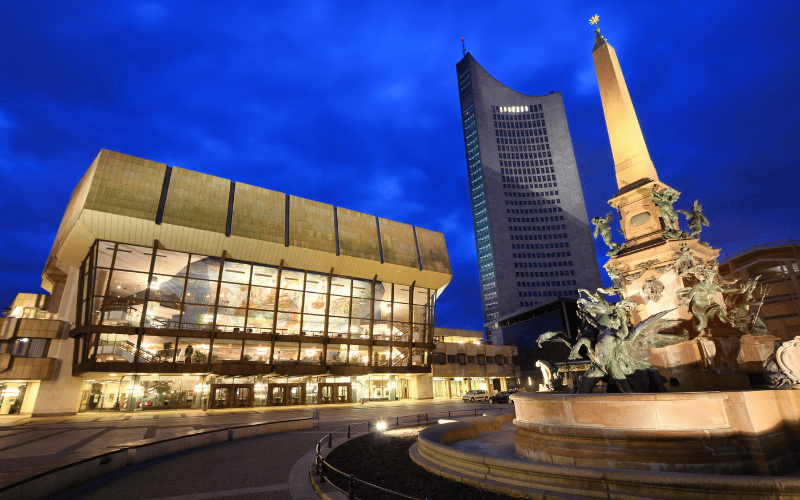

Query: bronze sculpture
677,265,732,336
591,212,628,257
677,200,710,239
537,291,683,393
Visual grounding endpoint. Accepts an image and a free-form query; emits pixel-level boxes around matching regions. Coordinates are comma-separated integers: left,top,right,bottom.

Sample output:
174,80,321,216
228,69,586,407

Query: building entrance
267,383,306,406
318,383,351,404
209,384,254,409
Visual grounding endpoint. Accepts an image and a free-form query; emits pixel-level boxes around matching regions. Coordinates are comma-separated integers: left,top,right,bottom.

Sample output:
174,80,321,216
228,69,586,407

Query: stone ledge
414,423,800,500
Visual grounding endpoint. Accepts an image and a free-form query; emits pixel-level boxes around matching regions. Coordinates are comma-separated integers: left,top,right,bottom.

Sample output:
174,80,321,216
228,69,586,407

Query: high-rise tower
456,53,602,324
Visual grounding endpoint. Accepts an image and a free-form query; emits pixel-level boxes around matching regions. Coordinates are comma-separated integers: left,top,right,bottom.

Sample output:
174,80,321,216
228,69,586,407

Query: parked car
489,391,514,404
462,390,489,402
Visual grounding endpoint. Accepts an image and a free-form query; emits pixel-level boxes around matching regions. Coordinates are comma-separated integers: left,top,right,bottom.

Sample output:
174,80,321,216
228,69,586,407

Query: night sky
1,1,798,331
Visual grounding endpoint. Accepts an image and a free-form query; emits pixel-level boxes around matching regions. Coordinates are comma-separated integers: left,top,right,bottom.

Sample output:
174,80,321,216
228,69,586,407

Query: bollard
368,421,371,432
328,433,332,448
448,411,451,418
396,416,399,427
348,474,355,500
426,413,428,422
474,409,477,416
312,409,320,427
417,414,420,423
347,425,351,438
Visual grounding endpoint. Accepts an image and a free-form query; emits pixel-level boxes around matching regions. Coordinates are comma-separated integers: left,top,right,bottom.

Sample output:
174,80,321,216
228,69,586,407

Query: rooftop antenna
461,37,466,56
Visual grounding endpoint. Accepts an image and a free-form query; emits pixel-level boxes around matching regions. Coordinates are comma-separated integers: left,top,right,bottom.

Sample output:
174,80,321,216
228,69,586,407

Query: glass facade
457,61,499,321
77,373,408,411
76,241,437,370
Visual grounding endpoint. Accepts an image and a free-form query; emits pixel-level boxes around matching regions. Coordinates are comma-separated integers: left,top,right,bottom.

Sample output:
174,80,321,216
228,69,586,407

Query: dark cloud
0,1,798,331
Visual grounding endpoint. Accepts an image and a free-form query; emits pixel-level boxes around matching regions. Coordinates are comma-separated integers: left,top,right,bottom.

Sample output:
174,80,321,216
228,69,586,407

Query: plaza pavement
0,398,511,499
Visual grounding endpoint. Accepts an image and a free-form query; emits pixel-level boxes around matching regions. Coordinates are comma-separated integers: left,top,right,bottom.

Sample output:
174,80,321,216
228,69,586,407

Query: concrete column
19,381,40,415
410,373,433,400
31,336,84,416
446,378,452,399
500,377,508,391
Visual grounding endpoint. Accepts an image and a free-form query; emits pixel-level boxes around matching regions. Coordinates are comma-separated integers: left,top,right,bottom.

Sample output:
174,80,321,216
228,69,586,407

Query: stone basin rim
511,391,732,402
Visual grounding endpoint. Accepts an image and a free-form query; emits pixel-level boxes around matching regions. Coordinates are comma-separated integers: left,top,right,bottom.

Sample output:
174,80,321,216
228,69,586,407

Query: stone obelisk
588,17,778,390
590,18,719,326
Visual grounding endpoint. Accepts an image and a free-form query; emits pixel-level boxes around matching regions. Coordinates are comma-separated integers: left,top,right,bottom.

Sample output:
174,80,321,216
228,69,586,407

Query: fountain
410,16,800,499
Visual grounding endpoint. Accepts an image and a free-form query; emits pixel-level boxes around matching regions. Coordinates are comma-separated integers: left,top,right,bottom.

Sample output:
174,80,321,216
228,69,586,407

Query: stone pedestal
739,334,781,367
606,235,720,326
646,333,770,391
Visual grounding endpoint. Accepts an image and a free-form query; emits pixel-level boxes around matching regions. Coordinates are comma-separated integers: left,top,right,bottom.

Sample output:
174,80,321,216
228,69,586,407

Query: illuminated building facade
0,149,460,414
456,53,602,323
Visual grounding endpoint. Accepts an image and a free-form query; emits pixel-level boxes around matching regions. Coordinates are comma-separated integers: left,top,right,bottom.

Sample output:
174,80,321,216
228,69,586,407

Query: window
0,338,49,357
431,353,446,364
477,354,486,365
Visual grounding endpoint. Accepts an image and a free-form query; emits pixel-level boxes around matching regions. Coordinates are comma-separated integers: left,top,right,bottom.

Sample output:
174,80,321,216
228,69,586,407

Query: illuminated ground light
375,421,388,431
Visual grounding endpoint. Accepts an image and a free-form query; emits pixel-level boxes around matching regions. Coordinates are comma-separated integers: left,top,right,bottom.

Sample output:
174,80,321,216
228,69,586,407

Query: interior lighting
375,421,387,432
110,374,118,377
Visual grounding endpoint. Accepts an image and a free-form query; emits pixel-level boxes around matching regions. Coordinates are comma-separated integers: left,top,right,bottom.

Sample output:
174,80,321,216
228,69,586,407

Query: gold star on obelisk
590,14,605,40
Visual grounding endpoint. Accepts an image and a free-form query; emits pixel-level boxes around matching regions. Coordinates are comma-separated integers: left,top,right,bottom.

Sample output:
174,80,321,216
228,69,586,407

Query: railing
720,239,800,264
314,408,504,500
98,339,160,362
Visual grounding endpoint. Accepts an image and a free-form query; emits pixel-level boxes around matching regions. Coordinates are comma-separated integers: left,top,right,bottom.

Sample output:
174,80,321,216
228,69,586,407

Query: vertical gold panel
289,196,335,253
84,150,165,220
378,218,418,269
230,182,285,244
337,208,380,261
161,167,229,234
415,227,451,274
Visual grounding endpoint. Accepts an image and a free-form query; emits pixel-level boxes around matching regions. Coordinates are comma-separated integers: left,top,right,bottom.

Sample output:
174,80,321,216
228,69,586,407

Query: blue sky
0,1,798,331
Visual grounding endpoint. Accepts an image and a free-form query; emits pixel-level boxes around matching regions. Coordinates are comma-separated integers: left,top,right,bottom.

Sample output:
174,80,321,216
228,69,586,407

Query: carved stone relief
776,337,800,384
642,277,665,302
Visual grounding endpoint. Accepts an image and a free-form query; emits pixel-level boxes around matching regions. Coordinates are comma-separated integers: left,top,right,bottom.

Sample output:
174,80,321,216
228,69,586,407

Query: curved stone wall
412,416,800,500
512,391,800,475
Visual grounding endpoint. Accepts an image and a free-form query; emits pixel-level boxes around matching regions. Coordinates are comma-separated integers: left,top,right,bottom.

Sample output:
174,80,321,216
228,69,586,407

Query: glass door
271,386,285,405
213,387,229,409
336,385,348,403
320,385,332,404
235,387,250,407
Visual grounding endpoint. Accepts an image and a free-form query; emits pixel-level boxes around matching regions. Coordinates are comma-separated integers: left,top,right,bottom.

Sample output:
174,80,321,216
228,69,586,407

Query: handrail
314,407,503,500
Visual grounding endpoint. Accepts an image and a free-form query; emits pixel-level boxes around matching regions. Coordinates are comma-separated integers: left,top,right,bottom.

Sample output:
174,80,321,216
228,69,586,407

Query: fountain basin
512,390,800,476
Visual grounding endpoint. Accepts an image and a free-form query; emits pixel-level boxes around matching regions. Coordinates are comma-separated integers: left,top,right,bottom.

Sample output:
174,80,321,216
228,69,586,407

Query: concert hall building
0,149,515,415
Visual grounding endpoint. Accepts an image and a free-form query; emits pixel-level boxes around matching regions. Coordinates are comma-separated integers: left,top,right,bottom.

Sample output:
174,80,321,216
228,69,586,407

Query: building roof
43,149,452,293
435,327,484,339
484,297,577,329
